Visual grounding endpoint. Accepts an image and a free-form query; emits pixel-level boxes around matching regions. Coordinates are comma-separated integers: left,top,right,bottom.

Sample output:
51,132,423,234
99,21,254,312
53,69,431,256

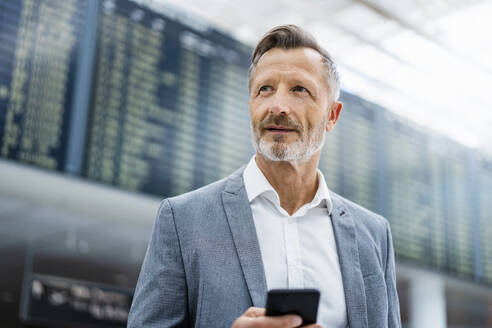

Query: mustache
258,115,303,132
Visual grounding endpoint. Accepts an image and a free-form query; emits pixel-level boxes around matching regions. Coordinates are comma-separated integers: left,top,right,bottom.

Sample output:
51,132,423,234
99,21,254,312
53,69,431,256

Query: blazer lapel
330,192,368,328
222,167,268,307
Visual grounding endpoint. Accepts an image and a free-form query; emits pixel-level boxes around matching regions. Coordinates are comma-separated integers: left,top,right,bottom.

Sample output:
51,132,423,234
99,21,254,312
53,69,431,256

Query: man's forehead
252,47,327,86
254,47,325,74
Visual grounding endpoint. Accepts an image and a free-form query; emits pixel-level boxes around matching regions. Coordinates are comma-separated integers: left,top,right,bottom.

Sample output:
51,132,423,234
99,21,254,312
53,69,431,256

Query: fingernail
291,315,302,326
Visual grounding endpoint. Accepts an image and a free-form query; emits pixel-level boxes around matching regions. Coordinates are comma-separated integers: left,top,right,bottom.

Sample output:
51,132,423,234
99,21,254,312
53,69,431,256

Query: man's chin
258,144,294,162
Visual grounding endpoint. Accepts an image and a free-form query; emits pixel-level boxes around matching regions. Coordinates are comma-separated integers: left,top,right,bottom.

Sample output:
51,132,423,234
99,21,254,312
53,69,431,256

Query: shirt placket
284,215,304,288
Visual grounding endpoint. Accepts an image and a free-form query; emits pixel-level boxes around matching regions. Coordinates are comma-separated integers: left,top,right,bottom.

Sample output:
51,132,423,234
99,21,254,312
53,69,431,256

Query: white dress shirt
243,156,348,327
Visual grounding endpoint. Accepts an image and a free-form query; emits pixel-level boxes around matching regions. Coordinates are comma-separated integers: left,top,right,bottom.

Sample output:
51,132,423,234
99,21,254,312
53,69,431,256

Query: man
128,25,401,328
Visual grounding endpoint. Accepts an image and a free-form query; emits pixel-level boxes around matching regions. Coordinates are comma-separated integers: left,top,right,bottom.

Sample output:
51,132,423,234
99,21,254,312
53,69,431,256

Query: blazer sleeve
127,199,189,327
384,220,402,328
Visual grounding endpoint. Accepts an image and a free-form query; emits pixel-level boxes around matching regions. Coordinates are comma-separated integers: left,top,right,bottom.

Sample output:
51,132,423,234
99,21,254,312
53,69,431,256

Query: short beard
251,115,327,162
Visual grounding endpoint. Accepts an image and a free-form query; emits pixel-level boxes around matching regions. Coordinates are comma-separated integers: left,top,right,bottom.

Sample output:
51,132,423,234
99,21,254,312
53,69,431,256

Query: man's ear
325,101,343,132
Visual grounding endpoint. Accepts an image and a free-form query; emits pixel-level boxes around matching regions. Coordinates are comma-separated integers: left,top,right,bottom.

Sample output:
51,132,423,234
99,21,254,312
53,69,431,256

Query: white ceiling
146,0,492,155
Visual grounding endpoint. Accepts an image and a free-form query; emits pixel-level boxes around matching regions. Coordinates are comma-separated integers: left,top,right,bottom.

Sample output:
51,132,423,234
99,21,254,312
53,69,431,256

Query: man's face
249,47,341,162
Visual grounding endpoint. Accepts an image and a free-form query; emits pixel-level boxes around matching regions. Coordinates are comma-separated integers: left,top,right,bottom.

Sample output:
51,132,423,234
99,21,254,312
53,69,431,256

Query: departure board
83,0,253,197
0,0,86,170
427,140,447,271
0,0,491,288
20,273,132,327
478,160,492,284
442,146,475,279
385,115,436,265
320,92,378,211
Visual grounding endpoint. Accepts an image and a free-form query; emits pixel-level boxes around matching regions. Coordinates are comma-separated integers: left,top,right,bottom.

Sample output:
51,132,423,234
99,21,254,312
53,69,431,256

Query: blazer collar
222,165,268,307
330,191,368,328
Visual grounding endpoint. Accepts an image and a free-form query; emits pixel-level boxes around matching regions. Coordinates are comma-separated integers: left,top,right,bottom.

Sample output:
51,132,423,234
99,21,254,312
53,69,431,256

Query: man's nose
269,90,291,115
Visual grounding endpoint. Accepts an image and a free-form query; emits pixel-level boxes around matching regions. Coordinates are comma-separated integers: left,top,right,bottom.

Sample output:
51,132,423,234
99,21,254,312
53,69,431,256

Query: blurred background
0,0,491,327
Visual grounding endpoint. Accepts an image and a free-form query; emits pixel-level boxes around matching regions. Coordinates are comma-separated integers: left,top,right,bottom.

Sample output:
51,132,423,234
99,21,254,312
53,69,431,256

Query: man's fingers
301,324,322,328
233,307,306,328
243,306,266,317
258,314,302,327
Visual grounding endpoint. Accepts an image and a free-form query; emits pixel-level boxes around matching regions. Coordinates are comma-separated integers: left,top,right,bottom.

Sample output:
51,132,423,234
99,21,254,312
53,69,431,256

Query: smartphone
265,289,320,325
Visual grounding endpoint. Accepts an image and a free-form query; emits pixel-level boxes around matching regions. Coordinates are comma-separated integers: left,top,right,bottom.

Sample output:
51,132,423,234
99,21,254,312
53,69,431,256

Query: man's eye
292,85,307,93
259,85,272,93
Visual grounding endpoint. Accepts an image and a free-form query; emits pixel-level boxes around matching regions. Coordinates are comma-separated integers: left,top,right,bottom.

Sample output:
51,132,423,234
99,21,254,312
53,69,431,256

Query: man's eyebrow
251,71,319,93
289,75,318,92
252,75,277,88
291,77,315,87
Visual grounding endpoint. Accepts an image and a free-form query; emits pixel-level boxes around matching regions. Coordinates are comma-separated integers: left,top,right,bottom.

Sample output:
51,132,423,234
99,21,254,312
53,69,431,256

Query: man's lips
264,125,297,133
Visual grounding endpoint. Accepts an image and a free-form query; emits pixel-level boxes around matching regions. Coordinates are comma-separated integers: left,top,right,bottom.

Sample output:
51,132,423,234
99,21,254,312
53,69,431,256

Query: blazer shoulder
331,191,389,235
165,165,246,213
164,176,229,216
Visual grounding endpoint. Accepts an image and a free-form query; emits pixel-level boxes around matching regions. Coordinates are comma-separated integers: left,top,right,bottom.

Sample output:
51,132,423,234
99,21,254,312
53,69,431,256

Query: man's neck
255,152,321,216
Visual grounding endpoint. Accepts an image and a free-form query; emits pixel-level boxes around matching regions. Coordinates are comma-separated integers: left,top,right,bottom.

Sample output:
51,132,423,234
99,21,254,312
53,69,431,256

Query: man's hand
232,307,322,328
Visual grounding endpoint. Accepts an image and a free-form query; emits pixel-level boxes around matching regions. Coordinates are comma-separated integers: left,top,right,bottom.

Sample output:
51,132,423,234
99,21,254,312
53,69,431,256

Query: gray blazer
127,166,401,328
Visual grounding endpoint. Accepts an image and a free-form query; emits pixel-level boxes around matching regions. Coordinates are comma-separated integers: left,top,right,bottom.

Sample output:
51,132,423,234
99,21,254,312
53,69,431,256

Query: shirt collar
243,155,333,215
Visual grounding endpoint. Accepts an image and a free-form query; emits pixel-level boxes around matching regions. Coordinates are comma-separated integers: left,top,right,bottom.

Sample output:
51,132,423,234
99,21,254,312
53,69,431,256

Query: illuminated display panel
442,146,475,279
0,0,490,288
322,93,379,213
384,115,436,265
83,0,253,197
20,273,132,327
0,0,86,170
385,113,460,270
426,140,447,271
478,161,492,284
